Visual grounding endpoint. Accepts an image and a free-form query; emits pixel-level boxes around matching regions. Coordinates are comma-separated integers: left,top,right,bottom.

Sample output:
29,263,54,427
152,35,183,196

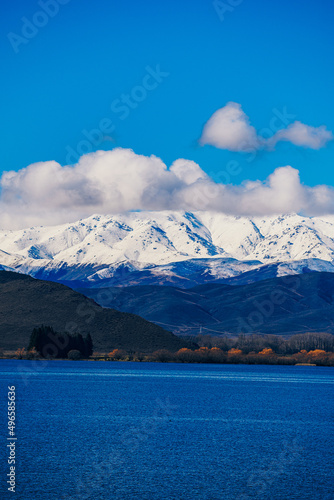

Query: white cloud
199,102,260,152
200,103,333,151
169,159,208,184
268,121,334,149
1,148,334,229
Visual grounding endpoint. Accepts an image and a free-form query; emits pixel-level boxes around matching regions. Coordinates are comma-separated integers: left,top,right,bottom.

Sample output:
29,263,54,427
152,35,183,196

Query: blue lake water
0,360,333,499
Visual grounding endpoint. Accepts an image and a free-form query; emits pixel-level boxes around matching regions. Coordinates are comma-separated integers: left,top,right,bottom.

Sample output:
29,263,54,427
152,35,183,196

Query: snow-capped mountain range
1,211,334,287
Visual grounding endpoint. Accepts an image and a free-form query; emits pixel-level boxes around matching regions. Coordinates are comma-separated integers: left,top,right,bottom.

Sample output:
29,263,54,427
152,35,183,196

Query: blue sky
0,0,333,223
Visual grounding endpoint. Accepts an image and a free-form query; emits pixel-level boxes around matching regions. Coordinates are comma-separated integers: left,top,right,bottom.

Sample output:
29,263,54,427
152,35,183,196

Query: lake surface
0,360,333,499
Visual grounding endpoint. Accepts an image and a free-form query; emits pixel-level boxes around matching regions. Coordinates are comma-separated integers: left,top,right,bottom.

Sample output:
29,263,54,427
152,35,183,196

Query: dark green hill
0,271,191,352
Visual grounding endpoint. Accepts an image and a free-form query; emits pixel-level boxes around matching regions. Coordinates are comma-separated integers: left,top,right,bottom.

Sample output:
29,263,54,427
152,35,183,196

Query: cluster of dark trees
27,325,93,359
186,332,334,354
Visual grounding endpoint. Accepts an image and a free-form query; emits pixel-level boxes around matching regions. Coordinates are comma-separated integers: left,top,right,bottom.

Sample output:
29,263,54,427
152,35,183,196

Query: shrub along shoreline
98,347,334,366
7,346,334,366
4,331,334,367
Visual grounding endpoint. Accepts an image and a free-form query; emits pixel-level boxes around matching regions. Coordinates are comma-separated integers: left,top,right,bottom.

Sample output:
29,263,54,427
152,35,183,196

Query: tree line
15,329,334,366
27,325,93,359
186,332,334,354
106,345,334,366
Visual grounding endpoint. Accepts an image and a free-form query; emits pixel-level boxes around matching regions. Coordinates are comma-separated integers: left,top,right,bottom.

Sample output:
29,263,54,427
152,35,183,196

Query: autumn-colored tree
151,349,173,362
15,348,26,359
189,347,210,363
306,349,327,364
258,348,275,356
108,349,127,360
288,333,334,353
208,347,226,364
307,349,327,357
176,348,197,362
292,350,308,363
228,348,242,356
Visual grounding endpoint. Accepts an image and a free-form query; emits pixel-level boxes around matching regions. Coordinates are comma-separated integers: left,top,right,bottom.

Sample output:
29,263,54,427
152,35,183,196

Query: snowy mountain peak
1,211,334,285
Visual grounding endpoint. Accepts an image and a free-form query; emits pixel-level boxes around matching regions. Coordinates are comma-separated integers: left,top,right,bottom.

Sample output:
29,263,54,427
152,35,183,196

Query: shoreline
1,356,332,367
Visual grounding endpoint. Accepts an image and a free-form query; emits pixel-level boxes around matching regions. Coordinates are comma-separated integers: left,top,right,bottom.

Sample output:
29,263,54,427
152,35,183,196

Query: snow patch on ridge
0,211,334,286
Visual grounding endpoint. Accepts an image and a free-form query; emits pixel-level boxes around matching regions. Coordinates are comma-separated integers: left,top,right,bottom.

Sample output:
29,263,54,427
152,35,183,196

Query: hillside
77,272,334,337
0,271,191,352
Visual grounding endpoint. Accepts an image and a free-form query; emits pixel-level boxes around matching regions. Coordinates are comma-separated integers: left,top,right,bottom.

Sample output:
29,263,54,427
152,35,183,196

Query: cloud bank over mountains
1,148,334,229
200,102,333,151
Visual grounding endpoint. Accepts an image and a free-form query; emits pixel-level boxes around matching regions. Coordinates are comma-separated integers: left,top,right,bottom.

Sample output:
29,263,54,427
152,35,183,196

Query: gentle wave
1,370,334,384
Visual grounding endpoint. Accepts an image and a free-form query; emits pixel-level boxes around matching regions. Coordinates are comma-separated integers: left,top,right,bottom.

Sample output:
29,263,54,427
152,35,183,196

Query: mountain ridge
1,211,334,287
76,272,334,337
